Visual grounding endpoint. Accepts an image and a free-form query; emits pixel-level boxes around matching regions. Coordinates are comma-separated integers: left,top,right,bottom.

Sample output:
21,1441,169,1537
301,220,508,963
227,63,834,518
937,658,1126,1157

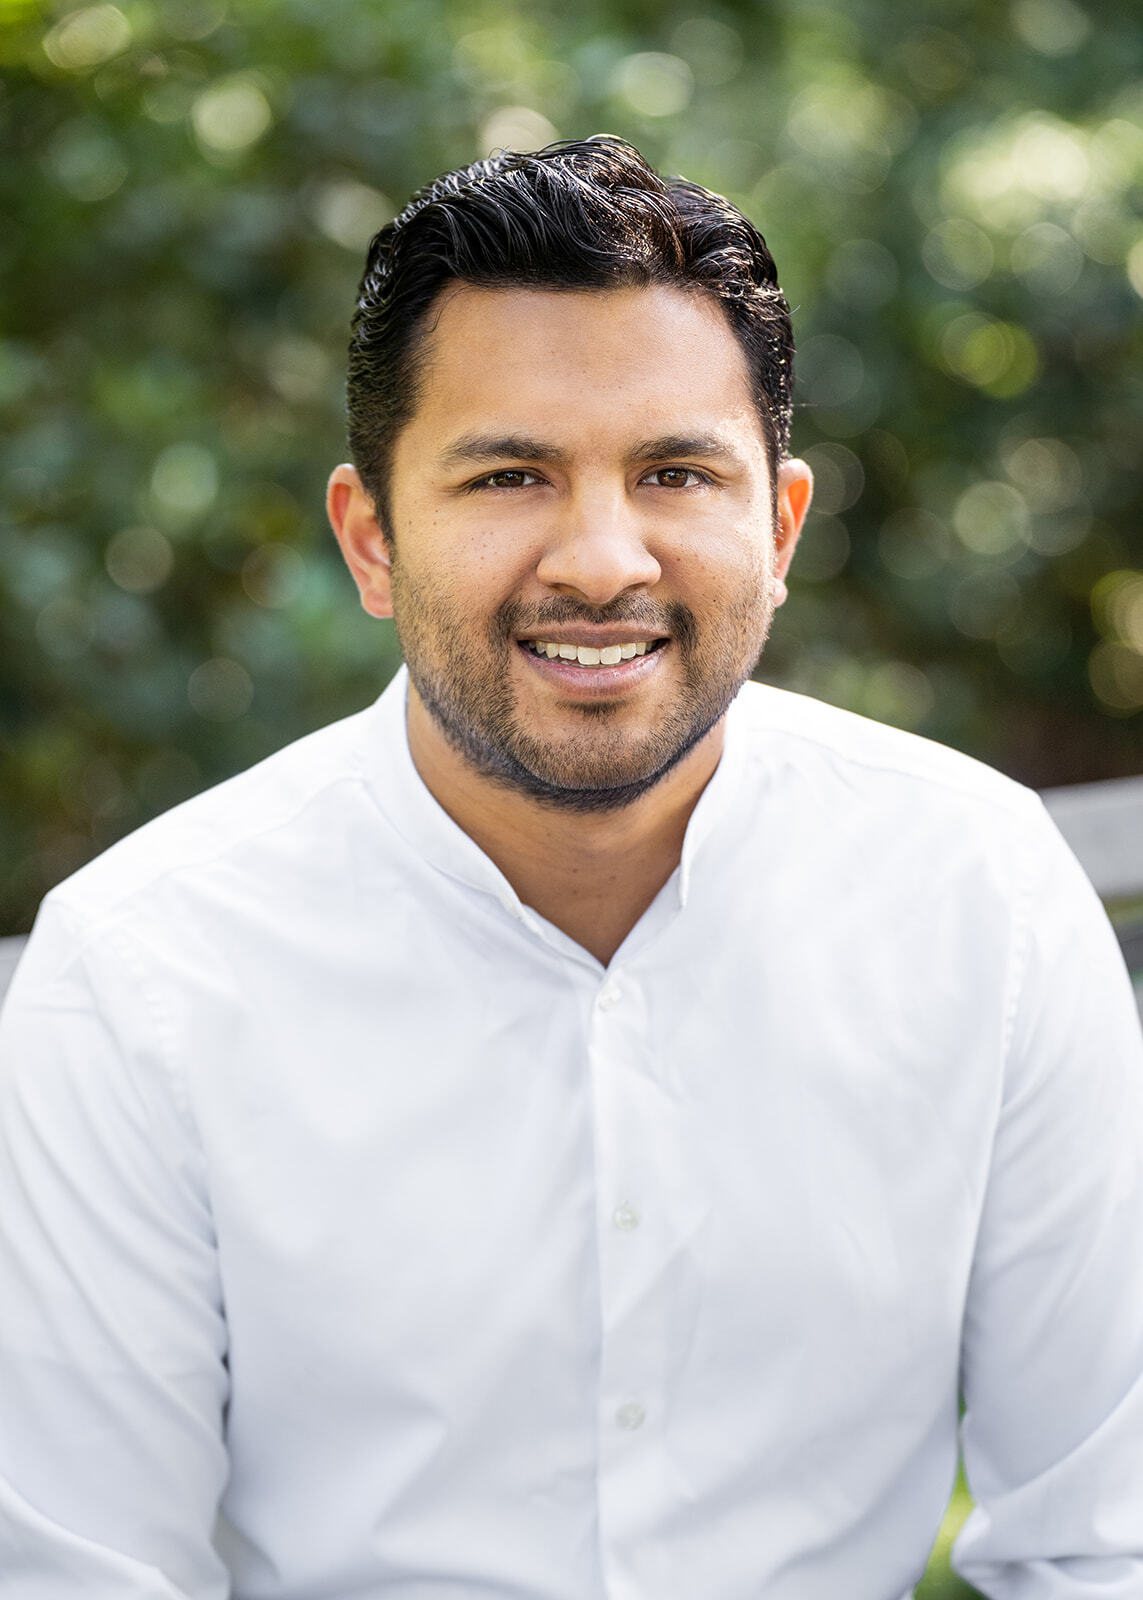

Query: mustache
496,596,697,646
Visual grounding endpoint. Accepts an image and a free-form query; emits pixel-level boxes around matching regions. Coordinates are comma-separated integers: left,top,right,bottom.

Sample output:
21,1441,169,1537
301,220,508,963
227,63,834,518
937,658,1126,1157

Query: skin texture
329,283,812,963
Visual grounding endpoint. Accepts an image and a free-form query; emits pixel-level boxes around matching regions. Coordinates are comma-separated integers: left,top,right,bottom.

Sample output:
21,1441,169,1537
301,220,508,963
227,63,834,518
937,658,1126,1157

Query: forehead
404,282,764,453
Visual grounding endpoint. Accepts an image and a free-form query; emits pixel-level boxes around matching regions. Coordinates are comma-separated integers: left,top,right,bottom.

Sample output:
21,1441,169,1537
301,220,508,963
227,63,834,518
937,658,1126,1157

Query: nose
534,489,662,605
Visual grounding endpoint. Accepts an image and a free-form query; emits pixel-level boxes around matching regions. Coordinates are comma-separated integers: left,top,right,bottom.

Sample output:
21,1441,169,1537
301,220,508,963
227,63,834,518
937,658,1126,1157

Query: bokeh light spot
192,76,273,155
187,657,254,721
922,219,994,291
151,442,219,522
1011,0,1092,57
265,337,332,405
942,114,1091,228
1091,570,1143,651
1090,118,1143,192
785,78,901,190
1073,199,1133,265
1010,222,1083,294
1126,240,1143,299
42,5,131,72
105,526,175,593
310,179,393,253
453,28,533,92
802,442,865,515
952,481,1029,557
46,122,128,202
612,53,694,118
863,661,936,729
1001,435,1084,512
1089,640,1143,712
479,106,558,155
939,314,1039,397
1011,117,1090,201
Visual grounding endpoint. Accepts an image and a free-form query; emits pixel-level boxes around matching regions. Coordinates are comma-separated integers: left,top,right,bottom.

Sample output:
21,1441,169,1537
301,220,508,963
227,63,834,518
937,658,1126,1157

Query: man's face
332,283,811,810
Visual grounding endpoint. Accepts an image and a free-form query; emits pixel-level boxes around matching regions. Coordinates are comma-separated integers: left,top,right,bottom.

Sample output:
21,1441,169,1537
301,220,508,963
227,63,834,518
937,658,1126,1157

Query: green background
2,0,1142,946
3,3,1142,1588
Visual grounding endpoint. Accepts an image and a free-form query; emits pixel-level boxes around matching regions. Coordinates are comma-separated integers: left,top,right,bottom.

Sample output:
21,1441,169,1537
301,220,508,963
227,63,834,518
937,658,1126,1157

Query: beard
388,559,777,814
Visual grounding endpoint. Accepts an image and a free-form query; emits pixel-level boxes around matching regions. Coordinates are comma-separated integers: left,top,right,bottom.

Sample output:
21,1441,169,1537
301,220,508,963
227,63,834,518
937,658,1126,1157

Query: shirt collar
357,664,749,916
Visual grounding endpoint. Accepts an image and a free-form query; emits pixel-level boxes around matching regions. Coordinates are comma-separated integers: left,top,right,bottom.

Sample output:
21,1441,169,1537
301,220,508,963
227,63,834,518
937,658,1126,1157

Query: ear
326,464,393,619
771,457,814,607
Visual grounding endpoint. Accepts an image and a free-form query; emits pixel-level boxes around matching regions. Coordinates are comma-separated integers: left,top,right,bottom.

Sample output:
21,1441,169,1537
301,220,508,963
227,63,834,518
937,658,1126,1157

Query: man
1,136,1141,1600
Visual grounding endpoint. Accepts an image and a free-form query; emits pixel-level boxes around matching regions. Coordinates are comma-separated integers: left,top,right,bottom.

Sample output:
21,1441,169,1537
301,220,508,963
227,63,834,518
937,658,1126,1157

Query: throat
518,842,682,967
403,677,726,963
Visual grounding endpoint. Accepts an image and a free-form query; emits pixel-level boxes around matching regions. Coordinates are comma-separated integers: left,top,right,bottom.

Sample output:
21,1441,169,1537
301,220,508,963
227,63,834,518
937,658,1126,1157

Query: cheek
440,521,538,596
674,528,772,600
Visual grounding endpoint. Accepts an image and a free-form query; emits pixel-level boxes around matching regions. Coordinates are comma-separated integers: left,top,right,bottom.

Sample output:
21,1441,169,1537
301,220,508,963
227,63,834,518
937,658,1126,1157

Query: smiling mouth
521,639,667,668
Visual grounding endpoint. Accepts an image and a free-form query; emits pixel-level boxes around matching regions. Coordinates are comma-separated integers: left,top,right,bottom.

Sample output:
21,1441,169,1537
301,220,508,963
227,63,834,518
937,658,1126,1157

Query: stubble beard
389,559,777,814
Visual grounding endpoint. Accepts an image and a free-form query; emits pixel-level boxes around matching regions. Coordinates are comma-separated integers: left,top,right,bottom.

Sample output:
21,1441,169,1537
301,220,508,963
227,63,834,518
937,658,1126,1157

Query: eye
470,469,543,490
643,467,710,489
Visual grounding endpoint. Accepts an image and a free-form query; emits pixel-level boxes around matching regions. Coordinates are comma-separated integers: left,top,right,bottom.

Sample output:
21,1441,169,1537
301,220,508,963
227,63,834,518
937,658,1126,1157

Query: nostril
535,543,662,606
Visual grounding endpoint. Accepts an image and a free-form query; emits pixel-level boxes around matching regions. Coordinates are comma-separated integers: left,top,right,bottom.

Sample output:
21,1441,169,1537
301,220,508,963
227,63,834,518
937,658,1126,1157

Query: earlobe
326,464,394,620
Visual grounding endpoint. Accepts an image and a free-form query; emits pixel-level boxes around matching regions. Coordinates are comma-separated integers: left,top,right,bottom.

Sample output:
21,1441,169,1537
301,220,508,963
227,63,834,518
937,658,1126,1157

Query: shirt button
616,1401,646,1431
612,1202,641,1231
597,980,622,1011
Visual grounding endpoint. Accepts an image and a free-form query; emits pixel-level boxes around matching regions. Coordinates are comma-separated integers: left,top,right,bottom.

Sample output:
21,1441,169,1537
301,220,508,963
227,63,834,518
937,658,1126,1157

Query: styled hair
347,135,794,525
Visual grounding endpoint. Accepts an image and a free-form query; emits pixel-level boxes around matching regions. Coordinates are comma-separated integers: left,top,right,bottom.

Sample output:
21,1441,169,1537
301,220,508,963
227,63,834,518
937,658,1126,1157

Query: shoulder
722,681,1066,905
729,680,1043,824
719,685,1102,1022
42,703,381,943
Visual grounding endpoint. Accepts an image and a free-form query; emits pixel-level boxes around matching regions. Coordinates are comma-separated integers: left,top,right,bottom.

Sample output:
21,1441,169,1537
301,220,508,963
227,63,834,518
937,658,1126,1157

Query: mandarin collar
358,664,747,915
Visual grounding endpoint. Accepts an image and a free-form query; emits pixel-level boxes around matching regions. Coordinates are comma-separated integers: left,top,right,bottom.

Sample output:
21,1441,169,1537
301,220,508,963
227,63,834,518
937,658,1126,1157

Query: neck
405,684,725,967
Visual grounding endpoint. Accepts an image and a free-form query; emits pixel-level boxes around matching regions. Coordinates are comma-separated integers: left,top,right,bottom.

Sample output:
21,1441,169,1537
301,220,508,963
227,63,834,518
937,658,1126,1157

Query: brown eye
489,470,530,488
654,468,697,488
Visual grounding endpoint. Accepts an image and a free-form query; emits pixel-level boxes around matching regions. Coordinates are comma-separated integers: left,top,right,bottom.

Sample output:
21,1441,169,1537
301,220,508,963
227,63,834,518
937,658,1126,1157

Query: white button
598,980,622,1011
612,1203,640,1232
616,1401,646,1431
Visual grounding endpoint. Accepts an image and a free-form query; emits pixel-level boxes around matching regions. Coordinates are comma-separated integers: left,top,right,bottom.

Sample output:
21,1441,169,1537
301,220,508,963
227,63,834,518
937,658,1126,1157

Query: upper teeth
528,641,651,666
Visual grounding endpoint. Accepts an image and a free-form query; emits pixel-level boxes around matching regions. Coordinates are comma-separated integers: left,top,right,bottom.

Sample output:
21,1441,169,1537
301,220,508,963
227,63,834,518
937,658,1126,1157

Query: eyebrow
438,434,568,468
438,432,747,470
627,435,746,468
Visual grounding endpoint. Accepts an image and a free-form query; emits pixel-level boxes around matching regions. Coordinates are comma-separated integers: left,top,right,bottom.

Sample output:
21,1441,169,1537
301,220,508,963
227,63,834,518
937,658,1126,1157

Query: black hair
347,135,793,526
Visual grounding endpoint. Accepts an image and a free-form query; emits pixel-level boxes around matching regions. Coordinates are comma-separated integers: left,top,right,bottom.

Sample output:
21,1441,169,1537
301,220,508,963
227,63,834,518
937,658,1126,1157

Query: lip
516,638,667,693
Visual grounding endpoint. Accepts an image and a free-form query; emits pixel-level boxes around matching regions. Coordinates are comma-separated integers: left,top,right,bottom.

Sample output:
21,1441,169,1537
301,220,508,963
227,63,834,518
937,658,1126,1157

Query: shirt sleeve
953,802,1143,1598
0,897,231,1599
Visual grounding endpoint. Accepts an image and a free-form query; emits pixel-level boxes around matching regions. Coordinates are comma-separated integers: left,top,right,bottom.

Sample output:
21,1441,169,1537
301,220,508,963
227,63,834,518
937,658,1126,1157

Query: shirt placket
587,959,695,1599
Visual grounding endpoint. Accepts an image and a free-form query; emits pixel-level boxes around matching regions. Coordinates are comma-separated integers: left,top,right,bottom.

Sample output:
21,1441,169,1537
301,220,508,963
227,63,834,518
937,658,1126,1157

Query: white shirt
2,670,1142,1600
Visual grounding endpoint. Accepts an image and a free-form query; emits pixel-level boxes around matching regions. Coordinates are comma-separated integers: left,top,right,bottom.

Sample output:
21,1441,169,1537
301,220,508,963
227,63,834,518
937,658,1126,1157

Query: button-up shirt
2,670,1142,1600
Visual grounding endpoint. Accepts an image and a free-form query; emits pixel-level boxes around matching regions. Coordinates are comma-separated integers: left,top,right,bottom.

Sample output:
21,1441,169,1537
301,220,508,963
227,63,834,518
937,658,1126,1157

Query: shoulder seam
737,698,1036,817
49,765,372,934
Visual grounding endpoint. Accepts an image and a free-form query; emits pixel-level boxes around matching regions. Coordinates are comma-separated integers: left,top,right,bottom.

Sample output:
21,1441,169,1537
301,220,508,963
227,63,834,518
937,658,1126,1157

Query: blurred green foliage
916,1472,978,1599
1,0,1141,949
